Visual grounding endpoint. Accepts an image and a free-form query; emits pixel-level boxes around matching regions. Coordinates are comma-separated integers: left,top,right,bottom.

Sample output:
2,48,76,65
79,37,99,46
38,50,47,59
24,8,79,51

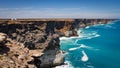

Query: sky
0,0,120,18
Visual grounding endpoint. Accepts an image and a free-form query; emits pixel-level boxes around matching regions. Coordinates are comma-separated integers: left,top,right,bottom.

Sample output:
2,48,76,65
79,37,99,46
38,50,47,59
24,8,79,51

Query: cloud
0,7,120,18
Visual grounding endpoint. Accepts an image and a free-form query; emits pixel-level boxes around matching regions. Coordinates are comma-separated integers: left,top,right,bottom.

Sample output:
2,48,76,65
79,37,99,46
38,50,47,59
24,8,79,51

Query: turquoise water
60,20,120,68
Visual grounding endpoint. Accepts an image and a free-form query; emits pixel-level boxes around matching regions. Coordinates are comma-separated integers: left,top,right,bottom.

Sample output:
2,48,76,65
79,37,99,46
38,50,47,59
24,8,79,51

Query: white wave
60,37,76,44
74,39,82,45
78,30,100,40
60,40,75,45
86,34,100,39
80,44,100,51
85,26,90,29
55,61,74,68
87,31,100,38
60,36,81,41
81,50,88,62
69,44,92,51
95,34,100,37
70,36,79,39
60,28,100,42
80,44,92,49
69,47,80,51
59,37,71,40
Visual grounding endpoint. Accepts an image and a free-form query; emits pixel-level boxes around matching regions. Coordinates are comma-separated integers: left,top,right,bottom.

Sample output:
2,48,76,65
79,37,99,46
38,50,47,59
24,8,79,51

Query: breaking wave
55,61,74,68
77,31,100,40
69,47,80,51
69,44,92,51
60,30,100,42
85,26,90,29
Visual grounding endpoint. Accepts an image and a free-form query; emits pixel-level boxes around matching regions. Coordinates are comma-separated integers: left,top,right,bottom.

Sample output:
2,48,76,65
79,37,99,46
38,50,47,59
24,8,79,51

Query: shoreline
59,20,120,68
58,20,119,67
0,19,117,68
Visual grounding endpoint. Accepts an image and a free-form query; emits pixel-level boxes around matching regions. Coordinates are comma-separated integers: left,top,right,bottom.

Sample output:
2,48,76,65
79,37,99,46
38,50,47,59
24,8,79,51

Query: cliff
0,18,116,68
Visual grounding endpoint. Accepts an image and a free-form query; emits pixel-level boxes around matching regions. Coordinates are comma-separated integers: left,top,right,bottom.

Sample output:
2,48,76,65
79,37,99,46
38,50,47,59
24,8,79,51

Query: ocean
59,20,120,68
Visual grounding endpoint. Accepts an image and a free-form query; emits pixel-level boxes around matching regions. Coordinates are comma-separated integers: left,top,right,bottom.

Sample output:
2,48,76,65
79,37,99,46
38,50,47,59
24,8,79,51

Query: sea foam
85,26,90,29
81,50,89,62
69,44,92,51
69,47,80,51
55,61,74,68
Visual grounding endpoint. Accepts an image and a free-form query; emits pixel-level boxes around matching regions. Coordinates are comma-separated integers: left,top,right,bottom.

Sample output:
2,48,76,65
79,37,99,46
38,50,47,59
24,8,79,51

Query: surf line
69,44,92,51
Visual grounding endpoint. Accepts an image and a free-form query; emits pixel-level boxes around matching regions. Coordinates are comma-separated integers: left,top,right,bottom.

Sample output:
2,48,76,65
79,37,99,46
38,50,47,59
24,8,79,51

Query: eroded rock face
0,35,43,68
40,50,64,68
0,23,64,68
0,33,7,44
0,19,115,68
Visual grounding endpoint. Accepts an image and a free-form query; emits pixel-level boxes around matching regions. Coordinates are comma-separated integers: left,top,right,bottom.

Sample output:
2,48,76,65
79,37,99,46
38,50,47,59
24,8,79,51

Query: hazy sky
0,0,120,18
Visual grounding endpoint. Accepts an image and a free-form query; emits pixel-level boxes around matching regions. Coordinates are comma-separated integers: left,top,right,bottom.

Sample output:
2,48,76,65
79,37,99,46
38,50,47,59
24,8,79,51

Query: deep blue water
60,20,120,68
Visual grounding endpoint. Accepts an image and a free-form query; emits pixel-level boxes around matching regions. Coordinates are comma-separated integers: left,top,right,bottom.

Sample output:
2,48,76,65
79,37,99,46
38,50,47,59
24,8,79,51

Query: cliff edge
0,18,115,68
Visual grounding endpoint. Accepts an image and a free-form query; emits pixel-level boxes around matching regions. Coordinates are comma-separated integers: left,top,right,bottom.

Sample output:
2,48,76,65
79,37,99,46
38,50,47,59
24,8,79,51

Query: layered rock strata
0,18,115,68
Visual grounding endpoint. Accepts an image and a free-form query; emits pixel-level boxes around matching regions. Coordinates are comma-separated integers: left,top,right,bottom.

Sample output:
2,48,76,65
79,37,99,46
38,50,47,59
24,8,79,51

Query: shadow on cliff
70,19,80,30
0,45,10,55
45,21,55,35
0,22,62,68
0,22,46,49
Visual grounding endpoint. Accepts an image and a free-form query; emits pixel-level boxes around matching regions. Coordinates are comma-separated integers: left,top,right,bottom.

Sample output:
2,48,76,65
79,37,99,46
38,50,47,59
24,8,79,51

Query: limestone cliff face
0,19,115,37
0,18,116,68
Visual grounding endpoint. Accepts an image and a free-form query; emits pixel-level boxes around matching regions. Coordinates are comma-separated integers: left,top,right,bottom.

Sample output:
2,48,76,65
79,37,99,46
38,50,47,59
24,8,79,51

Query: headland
0,18,116,68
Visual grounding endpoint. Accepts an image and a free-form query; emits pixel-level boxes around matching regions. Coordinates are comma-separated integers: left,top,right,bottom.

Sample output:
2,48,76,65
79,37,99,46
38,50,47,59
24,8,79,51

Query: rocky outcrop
0,23,64,68
0,34,45,68
0,18,116,68
0,33,7,44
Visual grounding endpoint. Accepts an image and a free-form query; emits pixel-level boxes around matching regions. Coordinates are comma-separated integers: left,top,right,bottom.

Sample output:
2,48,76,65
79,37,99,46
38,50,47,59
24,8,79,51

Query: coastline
58,20,118,68
0,18,116,68
59,20,120,68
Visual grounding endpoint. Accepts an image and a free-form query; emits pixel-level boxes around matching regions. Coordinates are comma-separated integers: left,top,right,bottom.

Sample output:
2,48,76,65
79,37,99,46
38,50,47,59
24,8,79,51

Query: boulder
53,51,64,66
0,33,7,43
40,50,64,67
